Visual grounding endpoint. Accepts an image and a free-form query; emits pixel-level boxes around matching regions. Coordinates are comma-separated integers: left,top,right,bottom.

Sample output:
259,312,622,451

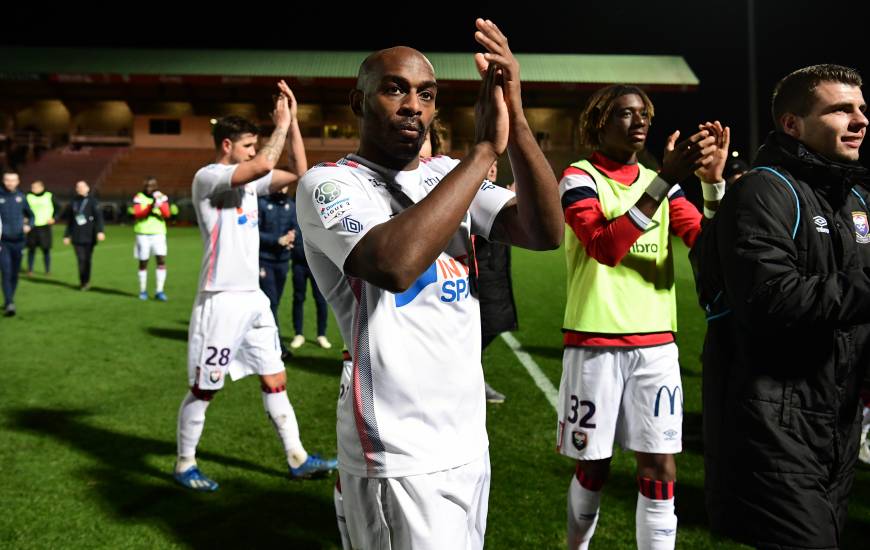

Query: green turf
1,225,868,548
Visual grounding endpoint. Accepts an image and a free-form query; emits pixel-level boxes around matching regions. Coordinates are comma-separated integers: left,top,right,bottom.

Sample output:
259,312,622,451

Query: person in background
25,179,58,276
63,180,105,291
0,170,33,316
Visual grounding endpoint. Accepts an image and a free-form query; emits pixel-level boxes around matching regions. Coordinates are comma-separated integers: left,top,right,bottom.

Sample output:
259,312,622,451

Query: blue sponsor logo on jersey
394,263,439,307
393,255,472,307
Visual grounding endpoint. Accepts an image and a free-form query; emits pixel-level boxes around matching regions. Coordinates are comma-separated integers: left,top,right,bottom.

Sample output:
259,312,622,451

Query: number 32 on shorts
567,396,596,428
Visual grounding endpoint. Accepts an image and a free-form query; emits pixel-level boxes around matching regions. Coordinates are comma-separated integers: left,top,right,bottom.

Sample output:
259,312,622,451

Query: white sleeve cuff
628,205,654,230
701,180,726,202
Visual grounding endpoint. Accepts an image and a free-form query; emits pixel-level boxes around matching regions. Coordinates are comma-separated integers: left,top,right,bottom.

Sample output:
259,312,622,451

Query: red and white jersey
297,154,514,478
192,163,273,292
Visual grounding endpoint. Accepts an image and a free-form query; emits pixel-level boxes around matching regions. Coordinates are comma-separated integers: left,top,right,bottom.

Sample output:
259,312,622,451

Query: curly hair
578,85,655,150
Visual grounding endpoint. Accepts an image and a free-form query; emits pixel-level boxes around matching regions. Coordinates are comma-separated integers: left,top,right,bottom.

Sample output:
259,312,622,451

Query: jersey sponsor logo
654,385,683,417
571,430,588,451
314,181,342,205
341,217,363,234
813,215,830,234
235,207,258,226
630,242,659,254
393,255,472,307
394,262,439,307
423,176,440,187
853,211,870,243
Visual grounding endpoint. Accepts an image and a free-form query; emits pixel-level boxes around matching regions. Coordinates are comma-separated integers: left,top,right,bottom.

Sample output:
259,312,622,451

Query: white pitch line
499,332,559,411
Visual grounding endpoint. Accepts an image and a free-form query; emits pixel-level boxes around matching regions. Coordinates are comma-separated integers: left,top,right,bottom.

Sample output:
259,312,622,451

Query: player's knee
635,452,676,481
260,372,287,393
190,385,218,401
575,459,610,491
156,256,166,266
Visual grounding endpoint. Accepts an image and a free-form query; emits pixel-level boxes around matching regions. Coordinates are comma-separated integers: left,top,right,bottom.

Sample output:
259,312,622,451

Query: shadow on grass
7,408,340,549
147,326,188,342
286,355,344,376
22,276,137,297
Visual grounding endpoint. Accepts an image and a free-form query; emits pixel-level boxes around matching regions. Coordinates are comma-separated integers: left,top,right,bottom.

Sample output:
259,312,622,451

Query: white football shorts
134,233,168,260
187,290,284,390
557,343,683,460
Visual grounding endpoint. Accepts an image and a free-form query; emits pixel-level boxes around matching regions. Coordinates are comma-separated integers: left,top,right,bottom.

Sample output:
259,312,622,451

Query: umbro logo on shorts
663,429,679,441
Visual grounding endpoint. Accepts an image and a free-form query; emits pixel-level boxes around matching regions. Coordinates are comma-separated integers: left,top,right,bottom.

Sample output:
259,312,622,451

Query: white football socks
156,266,167,293
636,493,677,550
262,389,307,468
567,474,601,550
138,269,147,293
176,391,211,472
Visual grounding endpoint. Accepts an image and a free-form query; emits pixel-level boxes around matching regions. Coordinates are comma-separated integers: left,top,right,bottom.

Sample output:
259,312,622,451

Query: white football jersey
297,154,514,477
192,163,273,292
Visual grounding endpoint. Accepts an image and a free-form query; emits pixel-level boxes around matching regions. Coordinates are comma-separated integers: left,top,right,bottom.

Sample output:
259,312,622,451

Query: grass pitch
1,225,868,548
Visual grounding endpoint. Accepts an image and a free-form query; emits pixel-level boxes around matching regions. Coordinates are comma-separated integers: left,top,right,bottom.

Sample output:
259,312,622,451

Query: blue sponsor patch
394,263,439,307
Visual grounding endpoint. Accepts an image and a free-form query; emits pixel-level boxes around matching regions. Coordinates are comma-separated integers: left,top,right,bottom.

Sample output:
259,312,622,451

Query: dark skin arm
473,18,562,249
345,64,508,293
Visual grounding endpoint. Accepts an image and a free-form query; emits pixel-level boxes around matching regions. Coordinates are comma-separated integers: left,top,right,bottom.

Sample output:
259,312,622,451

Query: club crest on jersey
853,212,870,243
572,431,588,451
209,370,222,383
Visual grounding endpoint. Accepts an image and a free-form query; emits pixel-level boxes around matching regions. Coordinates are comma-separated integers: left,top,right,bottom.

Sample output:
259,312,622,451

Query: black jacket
0,188,34,242
692,132,870,549
472,236,518,338
258,193,295,263
63,194,104,246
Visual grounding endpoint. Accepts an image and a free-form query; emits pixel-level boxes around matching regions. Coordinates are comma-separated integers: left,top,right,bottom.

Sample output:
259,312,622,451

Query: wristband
644,176,671,202
701,180,726,202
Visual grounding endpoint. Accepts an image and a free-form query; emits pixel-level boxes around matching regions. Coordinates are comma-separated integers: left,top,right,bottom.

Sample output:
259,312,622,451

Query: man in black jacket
63,180,105,290
258,189,297,361
693,64,869,549
0,171,33,316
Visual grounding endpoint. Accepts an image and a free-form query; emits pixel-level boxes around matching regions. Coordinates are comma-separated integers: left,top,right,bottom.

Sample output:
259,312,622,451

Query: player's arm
132,195,153,219
230,81,295,188
22,199,33,233
561,167,646,267
473,18,562,251
344,64,508,293
668,121,729,248
269,98,308,194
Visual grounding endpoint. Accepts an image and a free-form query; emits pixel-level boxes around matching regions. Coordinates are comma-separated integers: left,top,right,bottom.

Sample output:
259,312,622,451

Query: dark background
5,0,869,162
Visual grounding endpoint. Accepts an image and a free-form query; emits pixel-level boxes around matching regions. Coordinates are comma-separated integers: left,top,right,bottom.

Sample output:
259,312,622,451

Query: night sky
6,0,870,163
